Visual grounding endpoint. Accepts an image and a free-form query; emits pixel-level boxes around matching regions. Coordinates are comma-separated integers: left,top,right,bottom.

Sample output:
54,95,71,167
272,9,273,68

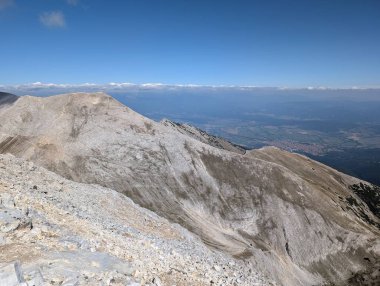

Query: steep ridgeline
0,92,379,286
161,119,246,155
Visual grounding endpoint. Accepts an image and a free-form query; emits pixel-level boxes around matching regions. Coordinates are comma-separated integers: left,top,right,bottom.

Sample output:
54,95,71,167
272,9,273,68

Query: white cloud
67,0,78,6
1,82,379,96
39,11,66,28
0,0,13,10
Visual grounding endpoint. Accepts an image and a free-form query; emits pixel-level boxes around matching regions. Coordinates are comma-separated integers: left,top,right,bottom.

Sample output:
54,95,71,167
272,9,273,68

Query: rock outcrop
161,119,246,154
0,92,379,285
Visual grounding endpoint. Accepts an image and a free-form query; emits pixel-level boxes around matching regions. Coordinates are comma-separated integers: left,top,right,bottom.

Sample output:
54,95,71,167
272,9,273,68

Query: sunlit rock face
0,92,379,286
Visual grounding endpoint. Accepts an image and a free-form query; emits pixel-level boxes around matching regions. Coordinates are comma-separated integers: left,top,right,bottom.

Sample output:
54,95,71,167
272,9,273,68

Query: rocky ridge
0,92,379,285
160,119,246,155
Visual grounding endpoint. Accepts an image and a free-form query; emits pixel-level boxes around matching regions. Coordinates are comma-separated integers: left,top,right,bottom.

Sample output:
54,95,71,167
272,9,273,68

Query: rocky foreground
0,153,274,286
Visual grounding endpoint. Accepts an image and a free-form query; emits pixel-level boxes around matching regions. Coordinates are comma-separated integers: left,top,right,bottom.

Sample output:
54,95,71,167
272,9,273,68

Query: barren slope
0,153,269,286
0,92,379,285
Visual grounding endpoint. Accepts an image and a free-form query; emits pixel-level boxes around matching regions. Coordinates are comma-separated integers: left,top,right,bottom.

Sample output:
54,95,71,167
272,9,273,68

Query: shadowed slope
0,92,18,106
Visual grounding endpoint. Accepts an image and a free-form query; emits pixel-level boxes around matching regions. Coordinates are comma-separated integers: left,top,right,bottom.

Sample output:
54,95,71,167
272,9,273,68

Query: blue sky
1,0,379,87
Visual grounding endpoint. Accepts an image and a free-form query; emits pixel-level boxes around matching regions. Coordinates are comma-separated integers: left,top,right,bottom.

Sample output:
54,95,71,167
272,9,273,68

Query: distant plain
109,88,380,185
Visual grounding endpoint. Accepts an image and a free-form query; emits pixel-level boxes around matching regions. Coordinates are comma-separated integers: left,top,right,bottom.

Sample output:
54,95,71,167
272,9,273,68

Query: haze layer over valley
0,92,379,286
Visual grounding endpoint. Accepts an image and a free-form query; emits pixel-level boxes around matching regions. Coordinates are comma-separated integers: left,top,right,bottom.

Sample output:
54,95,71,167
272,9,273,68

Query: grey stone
213,265,221,272
152,276,162,286
0,220,20,233
0,234,5,245
0,193,15,208
0,262,24,286
61,277,79,286
24,269,44,286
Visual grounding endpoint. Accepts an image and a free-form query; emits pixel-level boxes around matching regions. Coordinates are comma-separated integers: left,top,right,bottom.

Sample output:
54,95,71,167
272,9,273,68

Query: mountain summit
0,92,379,286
